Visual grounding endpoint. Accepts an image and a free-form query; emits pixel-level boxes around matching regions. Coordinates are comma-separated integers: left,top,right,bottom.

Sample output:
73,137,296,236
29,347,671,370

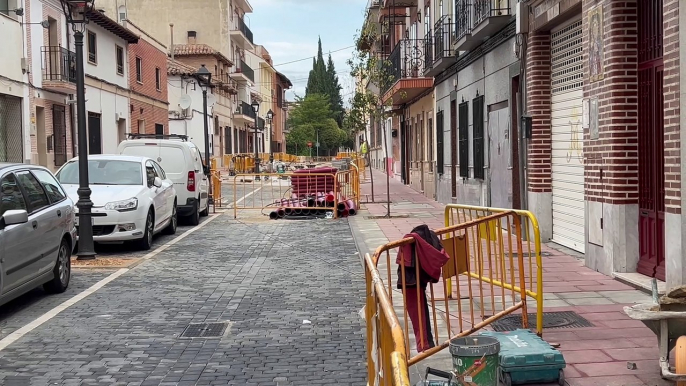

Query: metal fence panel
0,94,24,163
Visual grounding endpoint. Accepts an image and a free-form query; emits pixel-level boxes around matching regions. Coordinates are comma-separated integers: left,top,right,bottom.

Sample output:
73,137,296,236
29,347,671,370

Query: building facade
358,0,686,288
274,71,293,153
125,21,169,137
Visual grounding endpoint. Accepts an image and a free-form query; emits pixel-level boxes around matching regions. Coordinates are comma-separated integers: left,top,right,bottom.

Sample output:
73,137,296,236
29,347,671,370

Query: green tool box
478,329,566,386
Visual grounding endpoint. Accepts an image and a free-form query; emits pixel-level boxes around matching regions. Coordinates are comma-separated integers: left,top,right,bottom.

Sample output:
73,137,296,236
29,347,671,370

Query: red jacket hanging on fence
396,225,450,352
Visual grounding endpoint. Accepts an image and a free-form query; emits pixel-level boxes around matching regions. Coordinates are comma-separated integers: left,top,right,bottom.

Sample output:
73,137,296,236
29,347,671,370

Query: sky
246,0,367,103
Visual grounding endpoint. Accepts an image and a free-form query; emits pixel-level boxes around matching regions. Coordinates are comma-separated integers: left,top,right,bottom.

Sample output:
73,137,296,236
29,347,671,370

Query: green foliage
286,94,347,156
306,37,345,127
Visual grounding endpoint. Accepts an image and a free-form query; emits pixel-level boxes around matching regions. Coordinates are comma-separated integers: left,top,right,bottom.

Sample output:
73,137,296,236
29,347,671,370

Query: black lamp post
251,101,260,174
195,64,212,204
266,109,274,165
195,65,212,170
60,0,95,260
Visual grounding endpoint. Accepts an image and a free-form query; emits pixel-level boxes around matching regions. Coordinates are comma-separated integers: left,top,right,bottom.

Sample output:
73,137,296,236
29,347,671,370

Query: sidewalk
350,169,668,386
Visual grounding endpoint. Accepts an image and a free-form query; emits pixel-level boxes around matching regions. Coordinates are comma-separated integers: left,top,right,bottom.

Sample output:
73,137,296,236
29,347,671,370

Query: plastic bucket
449,336,500,386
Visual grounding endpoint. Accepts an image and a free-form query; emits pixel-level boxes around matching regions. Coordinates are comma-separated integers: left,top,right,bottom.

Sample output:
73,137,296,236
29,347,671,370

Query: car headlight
104,198,138,212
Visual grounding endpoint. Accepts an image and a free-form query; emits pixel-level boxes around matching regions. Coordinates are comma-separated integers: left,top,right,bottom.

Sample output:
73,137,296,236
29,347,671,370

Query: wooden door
637,0,665,280
87,112,102,155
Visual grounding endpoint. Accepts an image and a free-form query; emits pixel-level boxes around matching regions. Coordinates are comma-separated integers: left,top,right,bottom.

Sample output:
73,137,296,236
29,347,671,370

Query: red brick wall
663,0,680,214
526,32,552,193
129,38,168,104
128,37,168,134
582,0,639,205
130,101,169,135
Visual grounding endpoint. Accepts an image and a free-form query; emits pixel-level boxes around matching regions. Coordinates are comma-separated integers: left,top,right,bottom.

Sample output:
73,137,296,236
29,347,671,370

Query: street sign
315,142,320,148
307,141,313,148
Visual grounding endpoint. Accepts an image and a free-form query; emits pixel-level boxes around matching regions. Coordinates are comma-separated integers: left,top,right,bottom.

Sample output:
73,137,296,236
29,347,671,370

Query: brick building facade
125,21,169,136
525,0,684,288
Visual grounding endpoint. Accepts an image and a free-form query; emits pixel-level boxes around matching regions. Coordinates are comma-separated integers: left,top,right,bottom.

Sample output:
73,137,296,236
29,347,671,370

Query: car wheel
187,200,200,226
137,209,155,250
164,201,178,235
200,195,209,217
44,238,71,294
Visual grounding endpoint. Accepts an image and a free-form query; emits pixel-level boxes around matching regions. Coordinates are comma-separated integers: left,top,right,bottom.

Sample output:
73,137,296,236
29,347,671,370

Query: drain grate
180,322,230,338
490,311,594,332
510,251,553,257
365,215,410,219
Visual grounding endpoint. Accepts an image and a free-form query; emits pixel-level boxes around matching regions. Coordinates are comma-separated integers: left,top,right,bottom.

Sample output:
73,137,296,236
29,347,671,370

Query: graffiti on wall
567,106,583,163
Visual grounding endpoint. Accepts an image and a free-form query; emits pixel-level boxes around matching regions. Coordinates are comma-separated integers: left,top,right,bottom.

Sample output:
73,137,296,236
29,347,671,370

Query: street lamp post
251,101,260,174
194,65,212,171
266,109,274,166
60,0,96,260
195,64,212,203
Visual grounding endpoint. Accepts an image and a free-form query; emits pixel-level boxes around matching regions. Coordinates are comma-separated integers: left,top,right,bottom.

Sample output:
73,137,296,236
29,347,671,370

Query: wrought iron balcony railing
234,17,254,45
455,0,473,41
474,0,511,26
424,31,434,73
433,15,454,62
384,38,428,93
237,59,255,82
41,46,76,83
239,101,257,119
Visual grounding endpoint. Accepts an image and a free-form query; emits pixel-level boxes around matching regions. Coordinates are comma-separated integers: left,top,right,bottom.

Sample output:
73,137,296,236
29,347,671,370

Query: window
436,111,444,175
0,174,27,217
458,102,469,178
0,0,10,17
57,160,143,186
135,57,142,83
116,45,124,75
155,123,164,135
118,5,127,22
155,67,161,90
15,171,50,213
152,162,166,180
472,96,485,180
87,31,97,63
31,169,66,204
145,161,158,187
428,117,433,172
224,126,232,154
137,119,145,134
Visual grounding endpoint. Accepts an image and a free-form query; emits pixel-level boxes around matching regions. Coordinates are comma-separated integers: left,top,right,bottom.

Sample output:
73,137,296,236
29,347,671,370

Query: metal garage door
551,19,585,253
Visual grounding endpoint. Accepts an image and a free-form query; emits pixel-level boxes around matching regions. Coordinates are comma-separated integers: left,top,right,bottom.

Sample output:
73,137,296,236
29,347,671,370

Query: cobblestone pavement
0,211,366,385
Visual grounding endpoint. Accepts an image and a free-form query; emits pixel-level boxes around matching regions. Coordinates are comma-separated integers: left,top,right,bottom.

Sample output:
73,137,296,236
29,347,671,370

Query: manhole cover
180,322,230,338
489,311,594,332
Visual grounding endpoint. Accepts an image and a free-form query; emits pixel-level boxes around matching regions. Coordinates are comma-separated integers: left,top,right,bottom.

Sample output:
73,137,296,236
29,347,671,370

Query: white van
117,134,209,225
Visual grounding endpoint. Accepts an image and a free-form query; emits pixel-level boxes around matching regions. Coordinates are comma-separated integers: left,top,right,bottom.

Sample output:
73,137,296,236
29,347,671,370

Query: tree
306,38,345,127
286,94,347,156
347,22,403,215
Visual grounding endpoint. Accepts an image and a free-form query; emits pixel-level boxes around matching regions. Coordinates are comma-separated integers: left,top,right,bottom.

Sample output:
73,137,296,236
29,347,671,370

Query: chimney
187,31,197,44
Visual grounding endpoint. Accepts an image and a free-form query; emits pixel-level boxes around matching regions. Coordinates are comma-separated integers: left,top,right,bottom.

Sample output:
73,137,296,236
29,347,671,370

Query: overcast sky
247,0,367,104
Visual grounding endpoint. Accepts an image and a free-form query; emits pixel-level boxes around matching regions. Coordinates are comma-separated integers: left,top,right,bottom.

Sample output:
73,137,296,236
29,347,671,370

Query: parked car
117,134,209,226
55,155,178,250
0,163,75,305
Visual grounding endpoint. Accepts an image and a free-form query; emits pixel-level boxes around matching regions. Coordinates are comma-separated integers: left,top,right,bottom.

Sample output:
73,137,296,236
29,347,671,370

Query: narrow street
0,190,366,385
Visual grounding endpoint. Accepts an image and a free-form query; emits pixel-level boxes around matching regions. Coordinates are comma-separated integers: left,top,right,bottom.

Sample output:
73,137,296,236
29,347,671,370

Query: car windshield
57,160,143,186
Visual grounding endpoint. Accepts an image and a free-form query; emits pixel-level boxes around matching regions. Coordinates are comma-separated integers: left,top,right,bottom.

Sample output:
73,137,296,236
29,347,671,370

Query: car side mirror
0,209,29,229
153,177,163,188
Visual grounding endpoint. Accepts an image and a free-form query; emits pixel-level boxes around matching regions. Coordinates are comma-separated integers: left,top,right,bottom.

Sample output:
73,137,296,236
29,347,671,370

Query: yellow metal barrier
444,204,544,336
366,211,533,380
210,158,222,210
364,252,411,386
231,169,360,219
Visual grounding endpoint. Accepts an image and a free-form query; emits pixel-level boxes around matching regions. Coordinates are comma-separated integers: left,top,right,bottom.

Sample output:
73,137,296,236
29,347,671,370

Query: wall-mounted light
0,7,24,16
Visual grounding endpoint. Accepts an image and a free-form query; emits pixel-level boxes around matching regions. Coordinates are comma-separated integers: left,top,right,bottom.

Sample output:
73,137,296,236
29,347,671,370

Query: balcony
472,0,512,40
381,0,417,7
230,17,254,50
213,73,238,94
229,59,255,84
381,38,433,105
425,16,456,77
41,46,77,94
454,0,478,51
234,101,257,125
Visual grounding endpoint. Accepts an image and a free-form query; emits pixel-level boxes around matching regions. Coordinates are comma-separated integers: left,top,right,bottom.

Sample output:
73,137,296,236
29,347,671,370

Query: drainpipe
66,26,77,157
518,34,528,211
170,23,174,61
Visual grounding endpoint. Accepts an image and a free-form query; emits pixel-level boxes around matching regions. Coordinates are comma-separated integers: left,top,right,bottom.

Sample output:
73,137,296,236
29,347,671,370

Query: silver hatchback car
0,163,75,305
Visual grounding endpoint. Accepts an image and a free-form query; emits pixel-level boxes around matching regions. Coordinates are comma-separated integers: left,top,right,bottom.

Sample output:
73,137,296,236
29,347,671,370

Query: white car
56,155,178,250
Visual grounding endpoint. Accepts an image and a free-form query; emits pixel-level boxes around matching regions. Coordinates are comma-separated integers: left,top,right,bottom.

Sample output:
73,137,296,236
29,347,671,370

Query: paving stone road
0,210,367,385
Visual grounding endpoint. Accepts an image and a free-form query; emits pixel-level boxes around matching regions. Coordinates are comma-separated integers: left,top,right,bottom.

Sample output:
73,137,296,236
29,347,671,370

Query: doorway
52,105,67,167
36,107,47,167
88,112,102,155
488,101,511,209
117,119,126,143
636,0,665,280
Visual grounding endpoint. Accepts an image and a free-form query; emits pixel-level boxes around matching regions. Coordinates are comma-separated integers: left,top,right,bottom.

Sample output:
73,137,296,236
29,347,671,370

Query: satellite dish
178,95,192,110
207,94,217,107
